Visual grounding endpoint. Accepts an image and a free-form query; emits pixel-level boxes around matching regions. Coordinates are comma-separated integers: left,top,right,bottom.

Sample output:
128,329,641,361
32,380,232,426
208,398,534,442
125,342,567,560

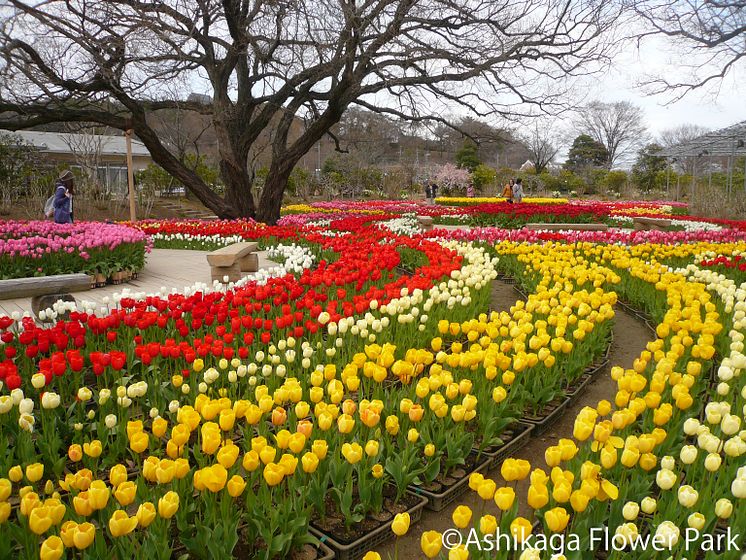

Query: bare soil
374,279,655,558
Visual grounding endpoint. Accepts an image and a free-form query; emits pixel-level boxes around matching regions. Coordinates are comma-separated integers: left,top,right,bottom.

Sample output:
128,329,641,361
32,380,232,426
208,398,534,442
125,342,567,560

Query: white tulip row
31,244,315,323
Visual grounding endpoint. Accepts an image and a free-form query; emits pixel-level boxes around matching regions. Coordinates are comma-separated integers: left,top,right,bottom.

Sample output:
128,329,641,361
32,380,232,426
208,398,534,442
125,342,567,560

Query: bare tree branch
0,0,620,222
626,0,746,100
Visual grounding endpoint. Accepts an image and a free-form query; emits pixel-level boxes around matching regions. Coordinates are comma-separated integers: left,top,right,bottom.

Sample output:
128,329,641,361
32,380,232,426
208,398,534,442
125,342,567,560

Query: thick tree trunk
133,122,233,217
221,159,256,219
256,162,294,224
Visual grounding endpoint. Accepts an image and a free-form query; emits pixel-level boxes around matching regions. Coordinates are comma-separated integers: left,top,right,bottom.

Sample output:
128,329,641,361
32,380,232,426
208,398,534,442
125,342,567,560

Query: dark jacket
53,183,73,224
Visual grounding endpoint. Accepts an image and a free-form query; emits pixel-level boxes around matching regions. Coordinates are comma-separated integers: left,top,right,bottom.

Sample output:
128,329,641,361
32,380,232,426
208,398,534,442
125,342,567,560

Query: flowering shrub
0,221,149,279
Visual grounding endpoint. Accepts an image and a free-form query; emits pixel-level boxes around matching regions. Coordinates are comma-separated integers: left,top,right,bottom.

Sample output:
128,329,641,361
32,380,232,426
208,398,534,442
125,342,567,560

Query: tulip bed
0,222,149,280
1,209,746,560
411,239,746,560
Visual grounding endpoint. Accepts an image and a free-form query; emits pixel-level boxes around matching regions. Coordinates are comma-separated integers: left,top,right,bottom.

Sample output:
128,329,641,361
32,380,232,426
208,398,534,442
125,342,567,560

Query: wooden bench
417,215,434,231
632,217,672,231
206,242,259,283
524,223,609,231
0,273,90,320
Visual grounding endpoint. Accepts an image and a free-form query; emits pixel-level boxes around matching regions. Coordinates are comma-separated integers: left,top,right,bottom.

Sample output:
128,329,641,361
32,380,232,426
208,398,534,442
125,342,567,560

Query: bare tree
574,100,647,167
521,122,560,173
60,125,107,198
658,123,711,147
0,0,618,223
658,123,711,175
627,0,746,99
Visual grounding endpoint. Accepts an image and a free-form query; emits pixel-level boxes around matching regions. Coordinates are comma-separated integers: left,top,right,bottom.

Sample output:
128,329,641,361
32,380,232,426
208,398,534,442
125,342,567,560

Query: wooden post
125,129,137,222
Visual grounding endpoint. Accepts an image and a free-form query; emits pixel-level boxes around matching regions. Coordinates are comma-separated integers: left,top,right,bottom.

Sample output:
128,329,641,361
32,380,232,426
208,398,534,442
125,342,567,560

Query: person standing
501,179,514,203
53,169,75,224
512,177,524,203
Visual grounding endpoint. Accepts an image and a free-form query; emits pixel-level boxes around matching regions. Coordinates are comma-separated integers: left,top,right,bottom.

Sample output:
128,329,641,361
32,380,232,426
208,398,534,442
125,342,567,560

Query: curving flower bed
0,213,745,559
0,222,149,280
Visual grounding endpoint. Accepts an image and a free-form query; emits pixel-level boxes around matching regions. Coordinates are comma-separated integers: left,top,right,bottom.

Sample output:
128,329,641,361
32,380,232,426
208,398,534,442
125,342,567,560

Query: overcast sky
592,35,743,138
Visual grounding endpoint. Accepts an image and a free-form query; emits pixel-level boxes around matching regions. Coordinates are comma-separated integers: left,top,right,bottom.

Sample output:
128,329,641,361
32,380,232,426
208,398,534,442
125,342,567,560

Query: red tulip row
0,226,460,397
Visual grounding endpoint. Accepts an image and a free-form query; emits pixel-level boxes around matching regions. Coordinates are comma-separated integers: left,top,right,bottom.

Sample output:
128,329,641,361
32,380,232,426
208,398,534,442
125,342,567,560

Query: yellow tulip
259,446,277,465
570,490,590,513
26,463,44,483
494,487,516,511
301,452,320,473
227,475,246,497
545,507,570,532
421,530,443,558
109,464,128,487
60,521,77,547
263,463,285,486
510,517,533,543
8,466,22,483
136,502,157,528
527,484,549,510
109,509,138,537
342,443,363,464
29,506,54,535
113,481,137,506
73,522,95,550
477,479,496,501
158,491,179,519
312,440,328,460
288,433,306,454
217,444,240,469
129,432,149,454
452,505,472,529
392,512,410,536
480,514,497,535
39,535,64,560
87,480,110,510
365,440,380,457
203,465,228,493
359,459,378,477
68,444,83,462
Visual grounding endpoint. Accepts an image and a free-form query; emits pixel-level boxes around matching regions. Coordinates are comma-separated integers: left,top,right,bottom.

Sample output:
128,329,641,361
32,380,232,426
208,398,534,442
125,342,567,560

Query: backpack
44,195,55,218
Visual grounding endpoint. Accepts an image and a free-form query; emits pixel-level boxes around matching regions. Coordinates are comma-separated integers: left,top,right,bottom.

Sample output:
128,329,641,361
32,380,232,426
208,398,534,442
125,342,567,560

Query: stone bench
524,223,609,231
206,242,259,283
417,215,434,231
0,273,91,319
632,217,672,231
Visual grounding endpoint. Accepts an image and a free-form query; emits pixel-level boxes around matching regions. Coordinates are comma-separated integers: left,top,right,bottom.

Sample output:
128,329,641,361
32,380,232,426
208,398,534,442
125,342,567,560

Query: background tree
632,143,667,192
455,141,481,172
627,0,746,98
0,0,618,223
521,122,560,174
658,123,711,175
574,100,647,167
564,134,610,171
434,163,471,195
470,164,497,192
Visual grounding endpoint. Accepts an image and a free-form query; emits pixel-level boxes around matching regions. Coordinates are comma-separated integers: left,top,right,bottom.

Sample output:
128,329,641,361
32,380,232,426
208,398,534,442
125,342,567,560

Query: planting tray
523,398,570,437
474,422,534,470
565,373,594,406
409,452,491,512
314,540,336,560
309,492,427,560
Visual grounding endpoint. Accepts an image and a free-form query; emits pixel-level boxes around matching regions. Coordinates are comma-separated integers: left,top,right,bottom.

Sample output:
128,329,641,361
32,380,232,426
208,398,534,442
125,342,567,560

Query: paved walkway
0,249,279,318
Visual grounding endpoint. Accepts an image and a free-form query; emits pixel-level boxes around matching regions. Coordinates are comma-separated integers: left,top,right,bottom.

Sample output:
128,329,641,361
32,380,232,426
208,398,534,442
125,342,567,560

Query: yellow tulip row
406,240,745,559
